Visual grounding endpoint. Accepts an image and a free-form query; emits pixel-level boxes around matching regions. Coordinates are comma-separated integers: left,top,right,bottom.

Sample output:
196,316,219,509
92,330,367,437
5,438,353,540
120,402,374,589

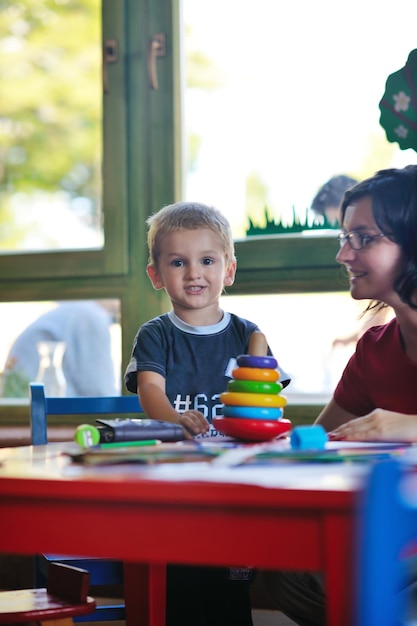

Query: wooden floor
75,610,296,626
75,612,295,626
78,612,296,626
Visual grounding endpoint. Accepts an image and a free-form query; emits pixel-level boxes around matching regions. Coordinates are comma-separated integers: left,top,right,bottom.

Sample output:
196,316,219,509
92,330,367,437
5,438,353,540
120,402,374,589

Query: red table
0,442,367,626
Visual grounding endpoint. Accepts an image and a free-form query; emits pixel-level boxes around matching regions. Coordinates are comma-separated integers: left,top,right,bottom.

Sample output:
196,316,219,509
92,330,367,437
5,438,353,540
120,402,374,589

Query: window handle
103,39,118,94
147,33,166,90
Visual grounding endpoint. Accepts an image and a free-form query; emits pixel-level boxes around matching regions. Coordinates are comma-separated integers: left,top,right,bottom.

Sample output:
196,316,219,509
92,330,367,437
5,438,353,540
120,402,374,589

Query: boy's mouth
185,285,205,294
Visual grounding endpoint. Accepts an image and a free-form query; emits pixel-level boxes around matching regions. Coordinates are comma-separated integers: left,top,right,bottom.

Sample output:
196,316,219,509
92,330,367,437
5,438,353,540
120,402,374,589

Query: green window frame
0,1,129,281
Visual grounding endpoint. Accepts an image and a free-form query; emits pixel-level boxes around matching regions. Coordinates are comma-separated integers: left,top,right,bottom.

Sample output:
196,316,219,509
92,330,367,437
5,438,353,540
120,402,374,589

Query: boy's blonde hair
146,201,235,267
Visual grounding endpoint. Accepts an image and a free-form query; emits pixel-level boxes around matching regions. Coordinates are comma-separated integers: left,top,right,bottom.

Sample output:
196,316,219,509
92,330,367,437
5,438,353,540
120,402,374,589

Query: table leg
323,514,354,626
124,561,166,626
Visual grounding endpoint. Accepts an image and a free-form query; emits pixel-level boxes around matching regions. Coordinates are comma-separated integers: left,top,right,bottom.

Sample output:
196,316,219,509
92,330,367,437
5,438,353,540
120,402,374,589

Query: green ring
228,379,283,394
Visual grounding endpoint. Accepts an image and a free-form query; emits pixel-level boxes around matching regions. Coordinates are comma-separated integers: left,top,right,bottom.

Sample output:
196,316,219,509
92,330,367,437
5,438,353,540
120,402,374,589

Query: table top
0,440,372,513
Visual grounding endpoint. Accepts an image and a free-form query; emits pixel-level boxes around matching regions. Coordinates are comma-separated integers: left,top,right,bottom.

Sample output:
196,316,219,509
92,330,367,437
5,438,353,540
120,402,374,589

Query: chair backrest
356,458,417,626
47,562,90,602
30,382,143,445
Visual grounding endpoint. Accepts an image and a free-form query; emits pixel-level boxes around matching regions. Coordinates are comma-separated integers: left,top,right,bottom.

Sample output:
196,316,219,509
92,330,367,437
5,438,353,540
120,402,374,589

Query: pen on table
95,439,162,449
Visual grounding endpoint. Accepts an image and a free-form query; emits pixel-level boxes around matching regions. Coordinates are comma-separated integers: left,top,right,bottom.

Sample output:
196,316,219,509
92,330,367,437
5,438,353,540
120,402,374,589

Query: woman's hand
329,409,417,442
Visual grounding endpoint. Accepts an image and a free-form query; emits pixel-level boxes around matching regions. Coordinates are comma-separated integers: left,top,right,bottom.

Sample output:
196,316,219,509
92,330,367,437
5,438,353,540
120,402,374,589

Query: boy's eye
202,258,214,265
171,259,184,267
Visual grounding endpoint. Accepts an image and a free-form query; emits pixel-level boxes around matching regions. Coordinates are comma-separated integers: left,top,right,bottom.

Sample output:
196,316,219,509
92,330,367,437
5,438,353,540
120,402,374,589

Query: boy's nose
186,261,201,278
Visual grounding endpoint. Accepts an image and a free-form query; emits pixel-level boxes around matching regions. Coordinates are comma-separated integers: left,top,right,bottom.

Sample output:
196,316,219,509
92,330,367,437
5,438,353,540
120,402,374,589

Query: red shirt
334,318,417,416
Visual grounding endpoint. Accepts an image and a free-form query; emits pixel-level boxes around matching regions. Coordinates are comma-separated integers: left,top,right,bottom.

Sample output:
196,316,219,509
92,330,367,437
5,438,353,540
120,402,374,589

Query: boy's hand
178,410,210,439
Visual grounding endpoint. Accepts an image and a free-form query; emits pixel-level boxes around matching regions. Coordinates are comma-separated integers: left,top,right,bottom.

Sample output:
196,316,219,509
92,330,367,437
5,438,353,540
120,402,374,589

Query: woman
263,165,417,626
317,164,417,441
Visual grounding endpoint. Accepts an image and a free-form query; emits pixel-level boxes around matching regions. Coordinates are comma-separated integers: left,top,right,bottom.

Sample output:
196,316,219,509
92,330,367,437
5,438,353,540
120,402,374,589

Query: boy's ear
224,259,237,287
147,264,164,290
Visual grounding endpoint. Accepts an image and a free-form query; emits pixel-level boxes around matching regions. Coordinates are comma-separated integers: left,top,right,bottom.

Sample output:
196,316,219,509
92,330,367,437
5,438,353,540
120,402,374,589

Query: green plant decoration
246,207,338,236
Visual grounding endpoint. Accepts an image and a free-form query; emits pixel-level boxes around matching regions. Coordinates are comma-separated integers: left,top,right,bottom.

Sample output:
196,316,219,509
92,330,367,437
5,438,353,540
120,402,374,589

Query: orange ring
232,367,280,382
220,391,287,408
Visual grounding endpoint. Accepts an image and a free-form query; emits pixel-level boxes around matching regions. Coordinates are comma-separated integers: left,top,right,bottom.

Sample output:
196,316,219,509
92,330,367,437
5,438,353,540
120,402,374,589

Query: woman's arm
325,409,417,442
314,397,356,432
137,370,209,439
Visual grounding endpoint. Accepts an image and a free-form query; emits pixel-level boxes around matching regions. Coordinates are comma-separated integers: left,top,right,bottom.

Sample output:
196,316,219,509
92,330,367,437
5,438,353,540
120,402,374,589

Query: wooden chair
0,562,95,625
30,382,144,623
356,458,417,626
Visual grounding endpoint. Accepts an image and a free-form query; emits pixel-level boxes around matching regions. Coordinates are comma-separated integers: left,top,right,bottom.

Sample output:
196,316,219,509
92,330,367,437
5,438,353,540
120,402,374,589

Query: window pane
0,300,121,398
0,0,103,252
183,0,417,238
222,293,394,401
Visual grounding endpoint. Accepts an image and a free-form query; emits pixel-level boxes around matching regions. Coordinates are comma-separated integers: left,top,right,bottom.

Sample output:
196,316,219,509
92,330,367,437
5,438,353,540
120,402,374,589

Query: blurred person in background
310,174,357,226
2,300,119,397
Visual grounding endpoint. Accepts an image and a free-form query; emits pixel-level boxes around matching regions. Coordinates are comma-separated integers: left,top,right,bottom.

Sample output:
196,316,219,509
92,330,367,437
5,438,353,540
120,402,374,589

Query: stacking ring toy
228,379,283,394
237,355,278,369
232,367,280,382
221,391,287,408
222,405,284,420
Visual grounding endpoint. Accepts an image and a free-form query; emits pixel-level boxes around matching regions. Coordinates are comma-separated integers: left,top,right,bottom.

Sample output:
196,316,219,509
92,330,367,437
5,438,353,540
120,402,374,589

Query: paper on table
132,439,408,490
140,459,369,490
209,439,411,467
66,440,239,466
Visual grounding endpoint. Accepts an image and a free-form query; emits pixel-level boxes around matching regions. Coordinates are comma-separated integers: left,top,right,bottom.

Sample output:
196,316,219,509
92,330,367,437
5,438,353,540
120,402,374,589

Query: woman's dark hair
340,165,417,309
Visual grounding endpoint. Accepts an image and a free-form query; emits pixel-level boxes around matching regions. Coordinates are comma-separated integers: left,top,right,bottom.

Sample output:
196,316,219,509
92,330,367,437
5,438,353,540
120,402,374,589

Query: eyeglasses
337,231,386,251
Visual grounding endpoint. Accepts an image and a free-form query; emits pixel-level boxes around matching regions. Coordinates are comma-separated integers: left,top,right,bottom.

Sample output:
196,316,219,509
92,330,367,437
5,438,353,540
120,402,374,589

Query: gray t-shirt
125,310,290,437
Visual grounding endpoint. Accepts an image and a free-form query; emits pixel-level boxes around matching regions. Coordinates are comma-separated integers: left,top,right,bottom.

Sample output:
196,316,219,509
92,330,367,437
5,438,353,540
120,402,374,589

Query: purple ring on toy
222,405,283,420
237,354,278,369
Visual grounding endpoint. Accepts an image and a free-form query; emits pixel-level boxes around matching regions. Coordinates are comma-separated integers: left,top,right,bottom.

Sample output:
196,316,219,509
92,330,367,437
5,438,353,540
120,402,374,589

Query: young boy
125,200,289,438
125,200,289,626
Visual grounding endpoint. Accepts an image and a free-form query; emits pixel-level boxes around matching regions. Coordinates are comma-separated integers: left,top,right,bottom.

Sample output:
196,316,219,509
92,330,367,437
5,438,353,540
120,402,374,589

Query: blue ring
237,355,278,369
222,405,283,420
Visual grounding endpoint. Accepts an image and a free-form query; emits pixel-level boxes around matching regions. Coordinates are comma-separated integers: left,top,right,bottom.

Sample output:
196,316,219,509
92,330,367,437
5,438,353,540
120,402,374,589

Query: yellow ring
221,391,287,408
232,367,280,382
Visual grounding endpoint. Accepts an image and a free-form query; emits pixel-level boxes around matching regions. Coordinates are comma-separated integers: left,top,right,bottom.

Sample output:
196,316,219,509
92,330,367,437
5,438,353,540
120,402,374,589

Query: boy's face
147,228,236,320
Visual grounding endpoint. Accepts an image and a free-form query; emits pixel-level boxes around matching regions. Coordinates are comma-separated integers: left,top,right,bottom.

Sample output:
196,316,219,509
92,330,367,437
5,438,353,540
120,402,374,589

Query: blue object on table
30,382,144,623
356,458,417,626
290,425,328,450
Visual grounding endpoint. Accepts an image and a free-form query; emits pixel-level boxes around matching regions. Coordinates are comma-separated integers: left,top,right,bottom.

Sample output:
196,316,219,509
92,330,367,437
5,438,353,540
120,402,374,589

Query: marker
97,439,162,449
